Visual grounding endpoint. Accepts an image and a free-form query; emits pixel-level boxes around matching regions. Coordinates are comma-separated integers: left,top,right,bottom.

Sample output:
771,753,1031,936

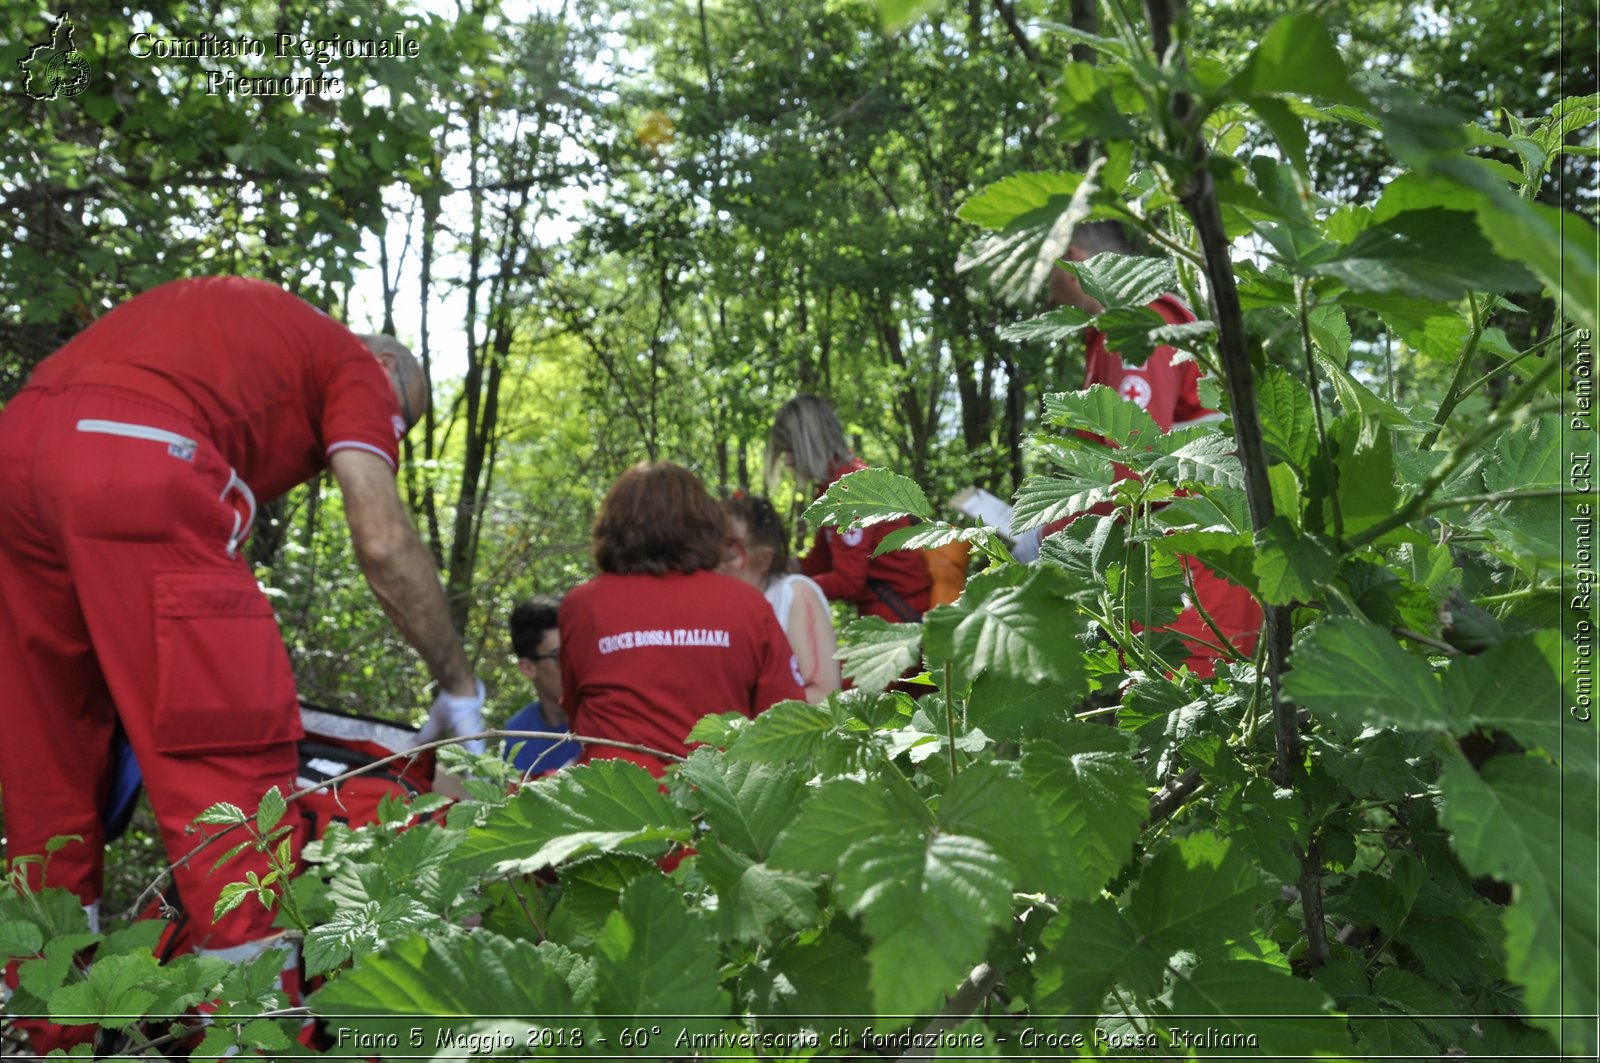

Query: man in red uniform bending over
0,278,485,977
1033,222,1261,677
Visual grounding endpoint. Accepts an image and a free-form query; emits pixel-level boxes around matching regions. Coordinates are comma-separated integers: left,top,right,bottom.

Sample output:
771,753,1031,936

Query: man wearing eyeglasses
0,277,483,1045
504,595,581,774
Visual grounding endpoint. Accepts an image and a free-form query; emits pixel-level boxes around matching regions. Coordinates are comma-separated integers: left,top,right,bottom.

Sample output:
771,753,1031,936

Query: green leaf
874,520,999,557
48,952,161,1029
957,170,1088,231
311,932,592,1052
1483,414,1562,492
848,832,1015,1017
1307,303,1351,366
1252,516,1338,606
1441,631,1563,756
192,802,249,827
1439,755,1598,1054
1065,252,1176,311
1043,384,1163,449
0,920,45,958
801,467,931,530
1127,832,1277,956
592,875,728,1039
1283,618,1443,733
254,786,286,834
1232,13,1363,105
455,759,691,875
1034,899,1165,1014
937,761,1059,892
693,838,820,944
946,565,1092,689
725,699,843,764
1010,459,1118,533
770,777,926,875
1093,304,1170,366
1169,960,1348,1057
1021,726,1147,900
16,933,101,1004
998,306,1093,343
1248,96,1310,173
674,748,806,860
1475,198,1598,333
754,931,873,1023
957,162,1103,304
1147,435,1245,491
1309,209,1540,300
837,616,924,693
1254,368,1318,470
303,897,435,977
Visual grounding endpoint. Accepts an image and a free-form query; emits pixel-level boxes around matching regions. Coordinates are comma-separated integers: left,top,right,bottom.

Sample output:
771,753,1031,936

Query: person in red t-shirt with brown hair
1025,222,1261,677
560,462,803,776
0,278,482,1037
767,394,932,624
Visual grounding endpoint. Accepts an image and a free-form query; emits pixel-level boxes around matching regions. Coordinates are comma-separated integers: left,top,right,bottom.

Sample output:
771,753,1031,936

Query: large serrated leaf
455,760,690,875
1483,414,1562,492
1282,618,1444,733
1011,449,1118,532
593,875,728,1040
1440,631,1564,757
1066,252,1176,311
801,467,931,530
724,699,843,764
947,565,1091,689
1231,12,1363,105
1034,899,1165,1015
694,839,820,944
873,520,998,557
1021,727,1147,900
836,616,923,693
1169,960,1349,1057
768,777,927,875
937,761,1060,892
1309,208,1539,300
310,933,592,1054
998,306,1094,343
674,748,806,860
1439,755,1597,1055
1127,832,1277,955
956,170,1089,231
1148,434,1245,490
1253,516,1338,605
1043,384,1163,449
1257,366,1318,472
48,951,160,1030
847,833,1015,1018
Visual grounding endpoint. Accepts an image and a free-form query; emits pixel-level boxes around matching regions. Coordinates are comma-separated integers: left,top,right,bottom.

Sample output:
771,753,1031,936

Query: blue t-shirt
503,702,581,774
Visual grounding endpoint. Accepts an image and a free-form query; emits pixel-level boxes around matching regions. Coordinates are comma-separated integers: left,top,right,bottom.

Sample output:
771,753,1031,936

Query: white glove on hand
419,679,487,754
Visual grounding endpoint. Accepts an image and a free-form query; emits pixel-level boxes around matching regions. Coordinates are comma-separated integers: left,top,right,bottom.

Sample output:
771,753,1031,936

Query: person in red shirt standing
1036,223,1262,677
767,395,932,624
560,462,803,777
0,278,484,1018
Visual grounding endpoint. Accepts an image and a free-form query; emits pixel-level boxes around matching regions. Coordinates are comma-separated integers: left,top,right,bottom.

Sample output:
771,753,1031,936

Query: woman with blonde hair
560,462,803,775
768,395,930,624
720,492,841,702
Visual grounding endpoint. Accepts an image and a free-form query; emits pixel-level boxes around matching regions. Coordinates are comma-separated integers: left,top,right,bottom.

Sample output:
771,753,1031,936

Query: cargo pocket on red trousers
152,570,303,756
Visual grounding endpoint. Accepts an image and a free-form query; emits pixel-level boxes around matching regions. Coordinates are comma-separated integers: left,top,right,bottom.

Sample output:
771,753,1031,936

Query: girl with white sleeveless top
720,493,842,702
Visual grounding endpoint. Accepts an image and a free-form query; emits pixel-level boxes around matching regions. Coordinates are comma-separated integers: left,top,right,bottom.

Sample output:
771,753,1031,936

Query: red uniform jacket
560,569,804,775
1043,296,1262,678
801,457,932,623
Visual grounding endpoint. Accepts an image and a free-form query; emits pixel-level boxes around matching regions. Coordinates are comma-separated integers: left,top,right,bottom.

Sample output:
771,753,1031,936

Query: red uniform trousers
0,385,304,951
